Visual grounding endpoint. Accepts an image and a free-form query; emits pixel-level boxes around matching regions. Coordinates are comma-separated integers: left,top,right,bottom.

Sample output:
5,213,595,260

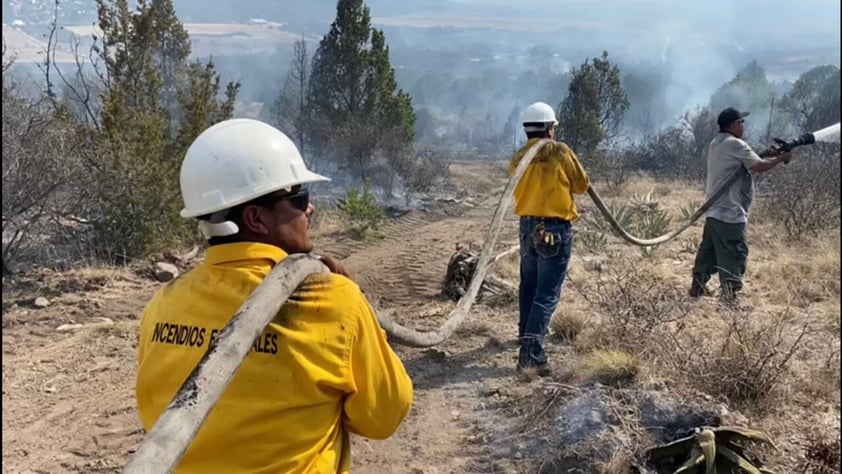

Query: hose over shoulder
374,138,554,346
124,140,739,473
123,254,331,474
375,141,743,345
377,139,742,347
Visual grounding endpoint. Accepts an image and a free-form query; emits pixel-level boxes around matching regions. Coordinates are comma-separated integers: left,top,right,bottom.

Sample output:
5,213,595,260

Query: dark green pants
691,217,748,297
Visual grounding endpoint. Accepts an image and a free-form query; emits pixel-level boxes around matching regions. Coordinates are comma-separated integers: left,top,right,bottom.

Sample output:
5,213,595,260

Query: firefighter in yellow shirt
135,118,413,473
508,102,590,376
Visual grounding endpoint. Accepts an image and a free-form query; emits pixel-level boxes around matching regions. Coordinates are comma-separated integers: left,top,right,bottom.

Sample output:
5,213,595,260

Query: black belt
520,216,570,223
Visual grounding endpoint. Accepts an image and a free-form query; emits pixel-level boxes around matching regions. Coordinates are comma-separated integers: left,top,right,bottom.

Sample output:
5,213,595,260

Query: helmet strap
197,210,240,239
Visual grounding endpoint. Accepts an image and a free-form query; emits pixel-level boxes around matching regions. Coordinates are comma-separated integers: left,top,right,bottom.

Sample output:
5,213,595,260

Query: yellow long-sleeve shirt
508,138,590,220
136,242,413,474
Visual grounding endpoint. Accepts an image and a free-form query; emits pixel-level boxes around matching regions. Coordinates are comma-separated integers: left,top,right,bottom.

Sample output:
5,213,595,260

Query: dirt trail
2,164,531,473
333,194,523,473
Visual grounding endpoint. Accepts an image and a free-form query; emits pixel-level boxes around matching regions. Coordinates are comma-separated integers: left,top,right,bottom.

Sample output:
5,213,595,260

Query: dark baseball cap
717,107,750,128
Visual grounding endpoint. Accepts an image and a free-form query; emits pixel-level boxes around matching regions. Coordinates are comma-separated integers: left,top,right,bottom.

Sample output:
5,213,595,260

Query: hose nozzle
772,132,816,152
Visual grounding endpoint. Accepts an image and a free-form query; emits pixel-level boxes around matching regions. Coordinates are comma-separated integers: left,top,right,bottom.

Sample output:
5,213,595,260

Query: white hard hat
179,118,329,237
522,102,558,132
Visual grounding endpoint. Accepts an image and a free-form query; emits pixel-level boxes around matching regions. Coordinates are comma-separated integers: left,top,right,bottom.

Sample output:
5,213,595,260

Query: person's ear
240,205,271,235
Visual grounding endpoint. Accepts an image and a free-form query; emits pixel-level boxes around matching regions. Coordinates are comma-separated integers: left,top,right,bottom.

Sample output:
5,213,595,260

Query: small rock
154,262,179,282
514,452,523,460
34,297,50,308
450,410,460,419
92,317,115,325
57,324,84,332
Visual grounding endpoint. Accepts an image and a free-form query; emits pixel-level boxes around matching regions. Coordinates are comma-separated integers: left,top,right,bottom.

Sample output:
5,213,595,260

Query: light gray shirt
704,133,764,224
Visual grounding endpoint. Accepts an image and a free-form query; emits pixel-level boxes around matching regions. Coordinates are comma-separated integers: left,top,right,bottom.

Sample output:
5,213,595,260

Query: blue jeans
518,217,573,368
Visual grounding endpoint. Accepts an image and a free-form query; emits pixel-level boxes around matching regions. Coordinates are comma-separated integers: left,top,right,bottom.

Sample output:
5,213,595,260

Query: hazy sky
367,0,841,49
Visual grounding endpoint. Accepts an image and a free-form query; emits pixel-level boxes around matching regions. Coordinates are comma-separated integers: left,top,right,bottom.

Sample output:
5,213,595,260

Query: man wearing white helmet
509,102,590,376
135,119,413,473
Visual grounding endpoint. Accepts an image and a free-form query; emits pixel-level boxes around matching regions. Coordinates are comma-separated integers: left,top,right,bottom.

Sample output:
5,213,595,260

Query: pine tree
307,0,415,182
92,0,240,259
556,51,628,154
556,64,604,154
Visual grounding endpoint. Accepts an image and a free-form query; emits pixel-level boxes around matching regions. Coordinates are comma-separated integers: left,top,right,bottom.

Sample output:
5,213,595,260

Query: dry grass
668,307,812,403
447,161,508,197
750,229,840,309
3,264,144,302
543,172,839,435
549,308,589,342
602,175,704,214
598,450,638,474
478,167,838,472
309,205,352,238
492,248,520,280
575,349,641,386
569,255,689,356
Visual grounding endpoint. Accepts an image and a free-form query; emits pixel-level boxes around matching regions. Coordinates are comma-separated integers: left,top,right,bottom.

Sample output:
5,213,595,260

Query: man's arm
749,154,790,172
343,296,413,440
558,144,590,194
734,139,792,173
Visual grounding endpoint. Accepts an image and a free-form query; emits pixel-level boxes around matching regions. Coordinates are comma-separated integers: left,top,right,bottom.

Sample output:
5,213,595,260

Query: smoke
6,0,838,142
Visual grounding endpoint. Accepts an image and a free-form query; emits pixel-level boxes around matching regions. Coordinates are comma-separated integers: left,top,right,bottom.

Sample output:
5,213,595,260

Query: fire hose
122,133,812,473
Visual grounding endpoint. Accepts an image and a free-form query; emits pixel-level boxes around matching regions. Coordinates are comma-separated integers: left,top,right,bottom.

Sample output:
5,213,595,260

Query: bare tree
268,38,312,165
628,107,717,181
779,65,841,134
2,75,94,272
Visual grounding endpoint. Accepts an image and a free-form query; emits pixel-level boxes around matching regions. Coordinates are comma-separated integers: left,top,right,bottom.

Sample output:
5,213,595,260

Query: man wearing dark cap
689,107,792,303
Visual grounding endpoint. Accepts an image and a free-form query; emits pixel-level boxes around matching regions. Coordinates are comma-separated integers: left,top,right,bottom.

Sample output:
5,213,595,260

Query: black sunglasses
255,187,310,212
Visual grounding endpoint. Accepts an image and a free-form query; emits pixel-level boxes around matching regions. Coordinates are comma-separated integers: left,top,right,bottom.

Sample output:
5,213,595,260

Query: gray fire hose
121,138,744,473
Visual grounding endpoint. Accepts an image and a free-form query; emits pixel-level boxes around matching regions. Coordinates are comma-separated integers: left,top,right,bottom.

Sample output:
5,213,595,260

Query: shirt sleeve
342,293,413,440
732,138,764,170
557,143,590,194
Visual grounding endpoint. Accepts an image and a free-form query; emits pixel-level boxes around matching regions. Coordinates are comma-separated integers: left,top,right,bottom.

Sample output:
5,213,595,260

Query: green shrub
340,179,385,237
